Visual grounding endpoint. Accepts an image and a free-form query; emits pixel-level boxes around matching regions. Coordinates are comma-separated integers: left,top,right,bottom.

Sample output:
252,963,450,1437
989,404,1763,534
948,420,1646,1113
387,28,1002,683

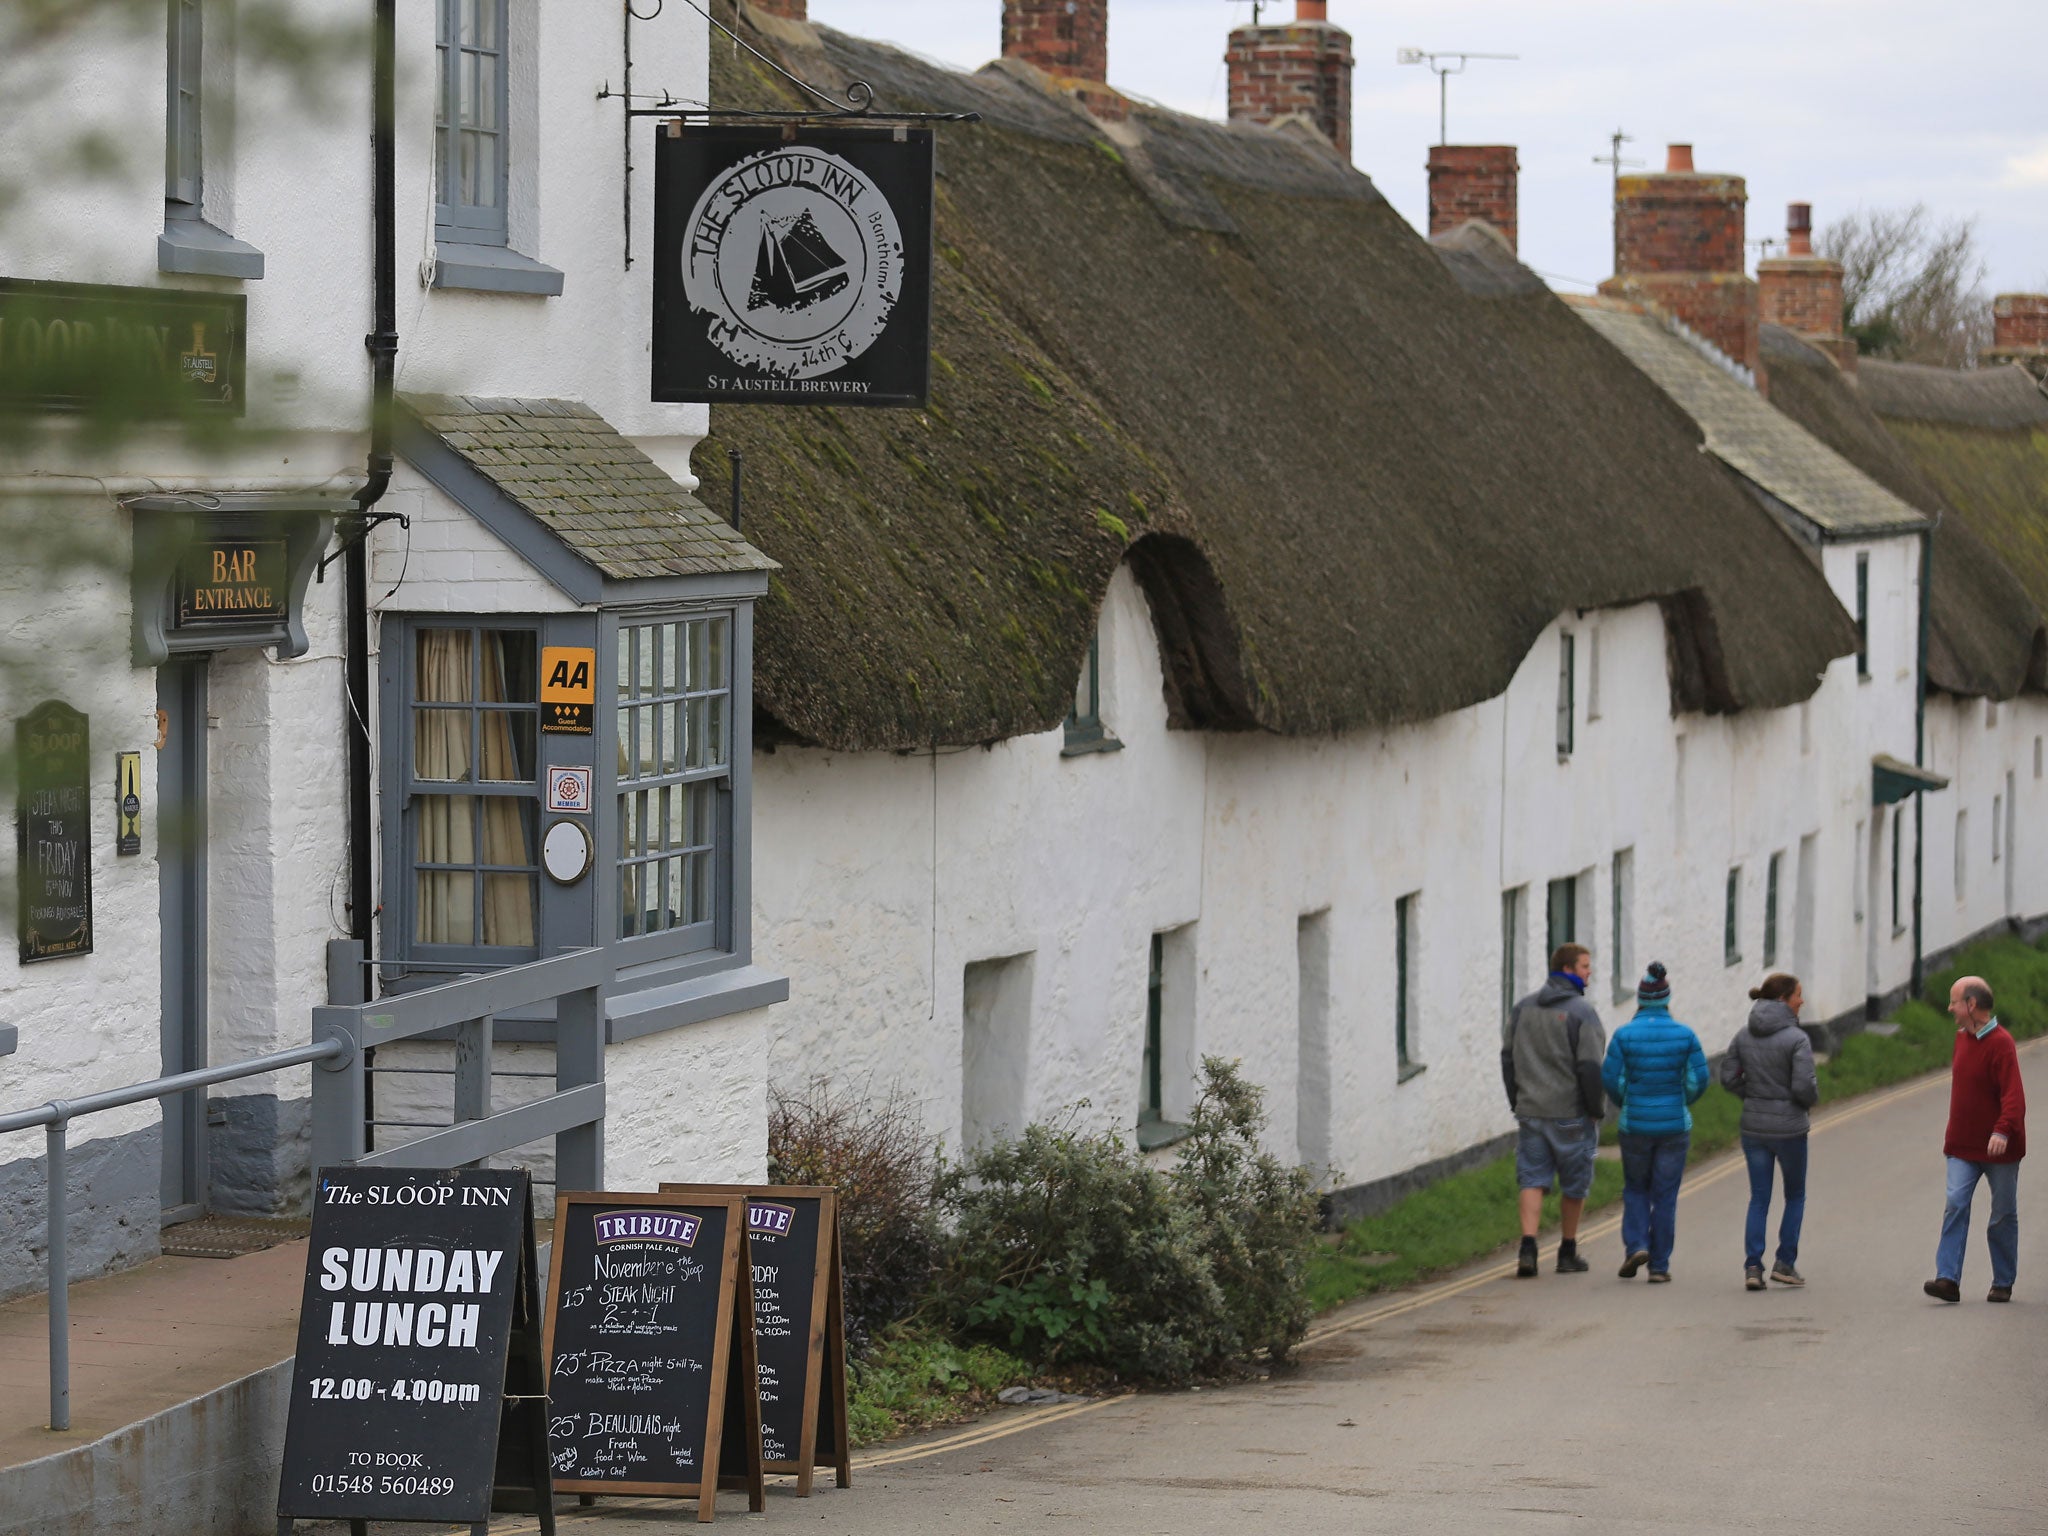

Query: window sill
159,214,264,280
1397,1060,1428,1084
1061,726,1123,758
432,242,565,297
1135,1117,1192,1152
605,962,789,1043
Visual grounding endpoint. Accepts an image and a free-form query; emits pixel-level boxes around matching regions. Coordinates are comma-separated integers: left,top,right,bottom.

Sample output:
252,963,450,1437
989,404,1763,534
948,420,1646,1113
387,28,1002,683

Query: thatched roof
1758,330,2046,698
700,9,1855,751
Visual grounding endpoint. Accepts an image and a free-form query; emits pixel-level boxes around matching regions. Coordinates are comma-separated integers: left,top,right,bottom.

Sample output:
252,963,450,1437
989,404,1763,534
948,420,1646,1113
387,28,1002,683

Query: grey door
157,659,208,1222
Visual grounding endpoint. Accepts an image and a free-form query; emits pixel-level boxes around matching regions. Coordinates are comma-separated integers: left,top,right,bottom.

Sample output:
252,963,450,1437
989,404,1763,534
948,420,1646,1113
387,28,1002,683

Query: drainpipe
348,0,398,983
1911,523,1933,1000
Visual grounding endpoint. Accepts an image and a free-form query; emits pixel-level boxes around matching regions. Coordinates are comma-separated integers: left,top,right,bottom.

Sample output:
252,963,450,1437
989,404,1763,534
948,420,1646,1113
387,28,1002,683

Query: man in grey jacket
1503,943,1608,1277
1720,975,1820,1288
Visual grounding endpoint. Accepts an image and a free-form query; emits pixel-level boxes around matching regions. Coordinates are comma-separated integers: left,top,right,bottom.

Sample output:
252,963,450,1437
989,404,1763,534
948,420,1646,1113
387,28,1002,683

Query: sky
803,0,2048,301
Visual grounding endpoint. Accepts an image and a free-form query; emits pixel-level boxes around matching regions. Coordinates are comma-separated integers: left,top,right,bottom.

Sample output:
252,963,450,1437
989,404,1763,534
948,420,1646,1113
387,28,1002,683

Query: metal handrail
0,1035,351,1432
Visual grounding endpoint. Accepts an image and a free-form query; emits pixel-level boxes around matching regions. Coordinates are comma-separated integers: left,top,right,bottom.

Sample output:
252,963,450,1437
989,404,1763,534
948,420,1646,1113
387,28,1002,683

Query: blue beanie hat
1638,961,1671,1005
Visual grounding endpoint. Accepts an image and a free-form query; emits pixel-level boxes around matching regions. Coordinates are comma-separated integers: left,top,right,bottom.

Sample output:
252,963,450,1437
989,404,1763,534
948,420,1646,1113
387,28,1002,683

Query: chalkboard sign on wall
17,700,92,963
543,1191,764,1522
276,1167,551,1536
663,1184,851,1495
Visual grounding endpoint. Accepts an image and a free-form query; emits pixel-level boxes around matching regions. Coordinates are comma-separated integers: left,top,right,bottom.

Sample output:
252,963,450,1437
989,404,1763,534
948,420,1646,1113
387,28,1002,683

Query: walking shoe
1769,1262,1805,1287
1987,1285,2012,1303
1745,1266,1766,1291
1646,1271,1672,1284
1923,1277,1960,1303
1516,1237,1539,1278
1555,1241,1589,1274
1618,1250,1650,1279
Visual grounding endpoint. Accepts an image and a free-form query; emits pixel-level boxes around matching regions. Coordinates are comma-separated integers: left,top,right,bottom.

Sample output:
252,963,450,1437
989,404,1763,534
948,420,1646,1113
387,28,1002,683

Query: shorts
1516,1115,1597,1200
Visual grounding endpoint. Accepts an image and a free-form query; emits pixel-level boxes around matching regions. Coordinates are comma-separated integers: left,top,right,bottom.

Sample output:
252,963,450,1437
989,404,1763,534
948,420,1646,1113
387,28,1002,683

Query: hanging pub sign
0,278,244,415
276,1167,555,1535
174,534,289,627
652,125,934,408
17,701,92,964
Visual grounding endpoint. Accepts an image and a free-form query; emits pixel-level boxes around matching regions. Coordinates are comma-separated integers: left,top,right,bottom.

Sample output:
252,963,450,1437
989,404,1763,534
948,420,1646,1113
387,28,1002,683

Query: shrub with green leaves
938,1058,1317,1383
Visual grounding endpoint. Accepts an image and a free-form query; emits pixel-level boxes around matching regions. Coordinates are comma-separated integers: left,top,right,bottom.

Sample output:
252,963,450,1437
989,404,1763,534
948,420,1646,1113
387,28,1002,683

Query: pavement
9,1045,2044,1534
411,1039,2048,1536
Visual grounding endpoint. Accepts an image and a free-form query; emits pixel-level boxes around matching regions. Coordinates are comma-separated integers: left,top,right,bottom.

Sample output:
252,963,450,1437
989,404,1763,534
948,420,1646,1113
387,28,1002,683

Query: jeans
1620,1132,1690,1273
1742,1134,1808,1270
1936,1157,2020,1288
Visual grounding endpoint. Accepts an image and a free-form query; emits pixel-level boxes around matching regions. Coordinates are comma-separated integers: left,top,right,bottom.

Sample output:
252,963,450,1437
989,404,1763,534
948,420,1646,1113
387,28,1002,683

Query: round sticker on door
681,146,905,379
542,819,594,885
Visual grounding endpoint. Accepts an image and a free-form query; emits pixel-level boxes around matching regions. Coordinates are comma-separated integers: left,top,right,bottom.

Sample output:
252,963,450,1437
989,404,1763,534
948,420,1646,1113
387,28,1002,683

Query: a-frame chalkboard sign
276,1166,553,1536
542,1191,765,1522
662,1183,852,1495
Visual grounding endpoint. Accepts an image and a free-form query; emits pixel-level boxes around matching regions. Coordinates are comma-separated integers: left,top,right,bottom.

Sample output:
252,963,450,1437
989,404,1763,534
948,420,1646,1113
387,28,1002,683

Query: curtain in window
413,628,535,947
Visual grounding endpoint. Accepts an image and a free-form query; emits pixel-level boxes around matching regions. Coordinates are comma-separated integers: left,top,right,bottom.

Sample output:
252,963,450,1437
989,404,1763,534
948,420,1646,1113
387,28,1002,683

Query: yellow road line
855,1392,1137,1470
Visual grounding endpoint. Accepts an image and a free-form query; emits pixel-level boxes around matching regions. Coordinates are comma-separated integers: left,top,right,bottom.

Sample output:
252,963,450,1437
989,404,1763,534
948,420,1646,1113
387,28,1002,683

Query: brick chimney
1002,0,1108,82
749,0,806,18
1757,202,1847,367
1597,143,1758,373
1427,145,1518,252
1225,2,1355,161
1985,294,2048,382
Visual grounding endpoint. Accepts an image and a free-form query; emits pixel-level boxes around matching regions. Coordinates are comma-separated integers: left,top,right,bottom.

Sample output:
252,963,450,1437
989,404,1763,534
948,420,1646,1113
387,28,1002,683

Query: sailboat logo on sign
683,146,904,380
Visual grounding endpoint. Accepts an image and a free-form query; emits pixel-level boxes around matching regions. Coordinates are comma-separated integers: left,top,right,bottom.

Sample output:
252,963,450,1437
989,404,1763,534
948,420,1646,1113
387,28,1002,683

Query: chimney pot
1988,294,2048,380
1665,143,1694,173
1785,201,1813,257
1297,1,1328,17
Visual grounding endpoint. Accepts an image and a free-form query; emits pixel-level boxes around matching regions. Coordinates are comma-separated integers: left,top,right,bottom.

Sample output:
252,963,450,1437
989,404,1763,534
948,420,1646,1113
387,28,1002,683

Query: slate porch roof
1570,298,1931,540
399,393,777,580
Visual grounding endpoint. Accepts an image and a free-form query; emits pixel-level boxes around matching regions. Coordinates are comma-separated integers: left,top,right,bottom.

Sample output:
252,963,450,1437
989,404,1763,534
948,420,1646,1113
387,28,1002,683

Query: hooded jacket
1719,999,1819,1138
1502,977,1606,1121
1602,999,1710,1137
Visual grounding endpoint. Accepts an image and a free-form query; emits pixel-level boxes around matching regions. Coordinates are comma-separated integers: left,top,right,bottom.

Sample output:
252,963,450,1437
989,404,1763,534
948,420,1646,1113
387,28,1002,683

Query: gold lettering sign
175,537,289,627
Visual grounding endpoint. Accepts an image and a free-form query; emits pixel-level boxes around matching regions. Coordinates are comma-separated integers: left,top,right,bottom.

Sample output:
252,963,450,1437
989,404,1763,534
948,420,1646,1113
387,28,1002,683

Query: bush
845,1325,1031,1446
938,1058,1318,1383
768,1080,945,1356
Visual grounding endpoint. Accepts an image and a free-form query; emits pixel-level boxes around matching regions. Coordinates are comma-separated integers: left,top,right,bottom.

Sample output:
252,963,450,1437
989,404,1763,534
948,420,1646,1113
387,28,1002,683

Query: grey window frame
1500,886,1524,1025
610,609,738,966
1063,635,1121,756
166,0,203,208
1763,851,1781,967
1611,849,1635,1002
1545,875,1576,958
1556,632,1575,757
1891,808,1904,932
435,0,511,247
1396,892,1422,1077
1725,866,1742,966
1140,931,1165,1127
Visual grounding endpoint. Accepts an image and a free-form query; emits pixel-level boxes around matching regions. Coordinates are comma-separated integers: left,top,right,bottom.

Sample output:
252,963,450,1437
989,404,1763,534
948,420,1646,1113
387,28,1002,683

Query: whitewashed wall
754,544,2038,1191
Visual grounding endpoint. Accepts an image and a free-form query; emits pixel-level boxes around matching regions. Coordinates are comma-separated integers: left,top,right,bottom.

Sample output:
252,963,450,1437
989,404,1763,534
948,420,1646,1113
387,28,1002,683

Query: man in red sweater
1924,976,2027,1304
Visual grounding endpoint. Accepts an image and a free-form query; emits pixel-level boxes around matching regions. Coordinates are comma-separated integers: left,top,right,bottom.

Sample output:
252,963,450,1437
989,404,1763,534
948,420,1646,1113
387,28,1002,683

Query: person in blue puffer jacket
1602,961,1710,1284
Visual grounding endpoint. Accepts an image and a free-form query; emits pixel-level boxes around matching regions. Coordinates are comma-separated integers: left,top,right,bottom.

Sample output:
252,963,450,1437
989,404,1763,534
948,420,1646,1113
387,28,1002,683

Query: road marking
855,1392,1138,1469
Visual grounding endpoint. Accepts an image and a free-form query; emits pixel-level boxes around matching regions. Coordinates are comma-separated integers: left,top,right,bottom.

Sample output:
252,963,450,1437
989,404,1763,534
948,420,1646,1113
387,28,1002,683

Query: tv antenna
1592,128,1642,269
1396,48,1518,145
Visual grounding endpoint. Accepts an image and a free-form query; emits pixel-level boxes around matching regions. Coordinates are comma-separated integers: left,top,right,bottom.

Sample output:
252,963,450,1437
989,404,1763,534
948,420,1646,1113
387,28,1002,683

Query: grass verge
847,1326,1033,1447
1309,935,2047,1312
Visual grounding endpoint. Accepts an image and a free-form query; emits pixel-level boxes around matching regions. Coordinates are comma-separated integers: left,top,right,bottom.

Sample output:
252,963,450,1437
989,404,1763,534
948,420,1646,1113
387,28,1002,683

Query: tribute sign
0,278,245,414
661,1184,852,1495
276,1167,553,1536
542,1191,764,1521
17,701,93,963
652,125,934,408
115,750,142,856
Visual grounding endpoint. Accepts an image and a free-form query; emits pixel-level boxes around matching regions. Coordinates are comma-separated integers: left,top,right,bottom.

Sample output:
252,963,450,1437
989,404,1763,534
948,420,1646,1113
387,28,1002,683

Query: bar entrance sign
543,1191,765,1522
276,1166,553,1536
662,1184,851,1494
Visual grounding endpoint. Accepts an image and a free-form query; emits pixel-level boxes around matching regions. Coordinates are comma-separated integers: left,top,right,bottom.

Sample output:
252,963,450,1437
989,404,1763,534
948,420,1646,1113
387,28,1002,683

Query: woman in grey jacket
1721,974,1820,1290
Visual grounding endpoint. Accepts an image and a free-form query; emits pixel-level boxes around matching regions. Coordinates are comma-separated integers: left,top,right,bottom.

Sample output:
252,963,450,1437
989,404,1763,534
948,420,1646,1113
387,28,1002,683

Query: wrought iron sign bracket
314,509,410,581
